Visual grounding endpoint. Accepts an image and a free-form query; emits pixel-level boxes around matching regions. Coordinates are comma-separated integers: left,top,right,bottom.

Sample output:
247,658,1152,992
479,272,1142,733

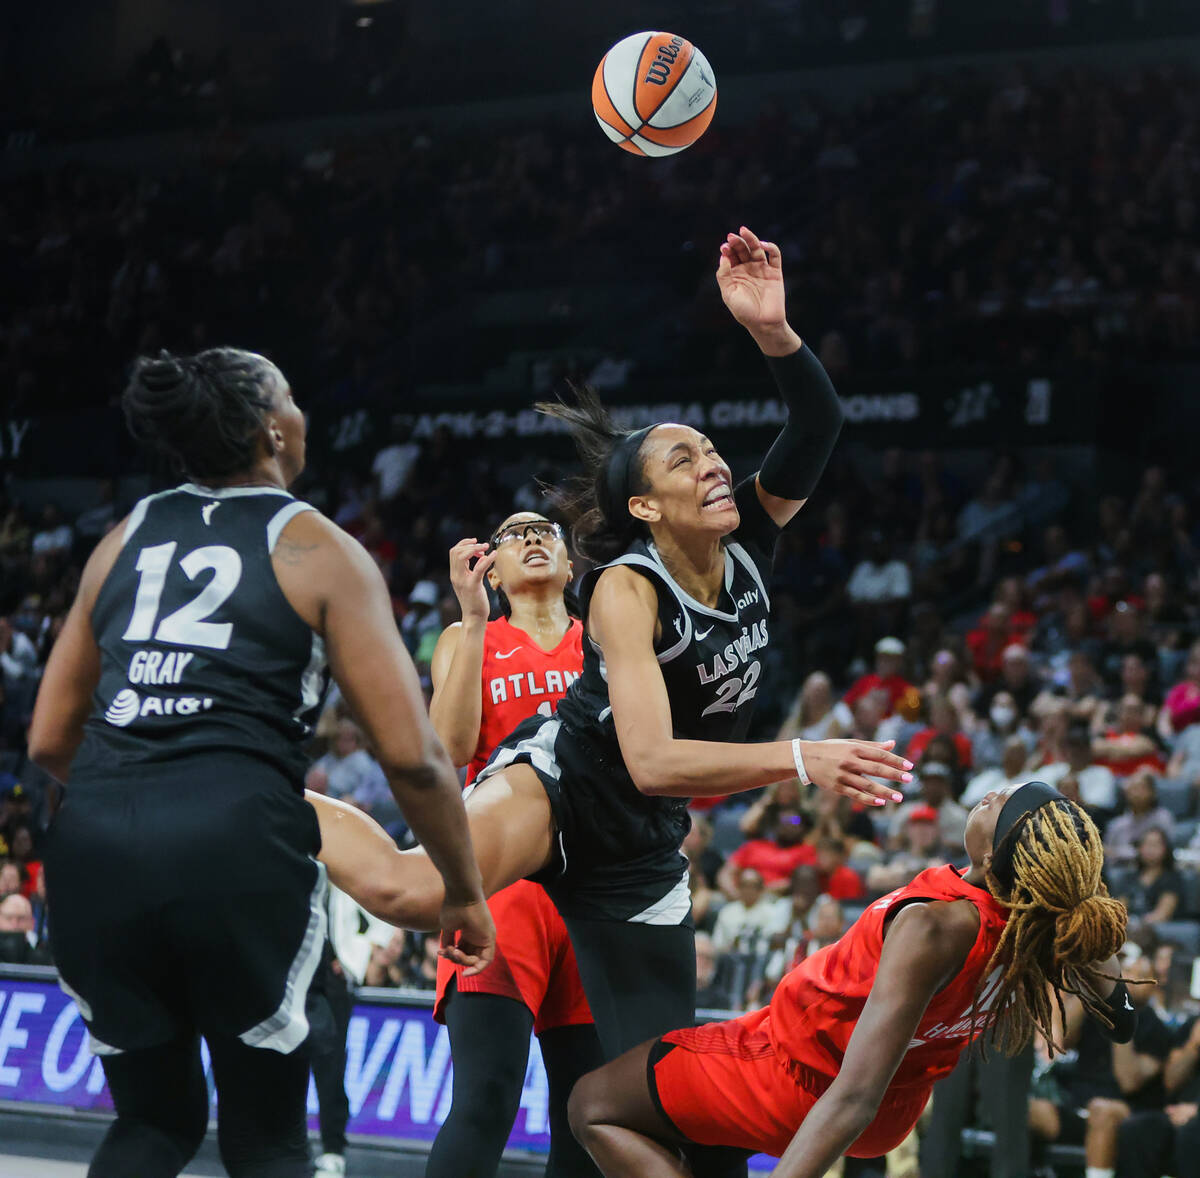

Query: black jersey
75,483,328,790
556,475,777,753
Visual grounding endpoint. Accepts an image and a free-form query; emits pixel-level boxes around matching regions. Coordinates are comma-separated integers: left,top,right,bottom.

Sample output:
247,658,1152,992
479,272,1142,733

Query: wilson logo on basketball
644,35,685,85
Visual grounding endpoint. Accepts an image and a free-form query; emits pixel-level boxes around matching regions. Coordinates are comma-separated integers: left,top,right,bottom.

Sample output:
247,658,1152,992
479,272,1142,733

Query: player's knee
1087,1096,1129,1127
567,1068,606,1147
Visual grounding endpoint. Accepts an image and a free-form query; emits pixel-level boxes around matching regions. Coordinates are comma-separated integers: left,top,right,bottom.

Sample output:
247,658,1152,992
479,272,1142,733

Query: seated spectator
363,930,407,988
1041,723,1120,813
961,736,1033,807
688,861,724,935
1098,600,1160,695
372,421,420,503
866,806,942,894
7,825,40,899
1026,523,1090,597
682,812,724,888
737,777,804,839
921,648,973,722
0,891,52,965
1093,695,1168,776
719,807,812,896
1118,827,1183,928
966,603,1023,683
30,504,72,559
1160,640,1200,742
694,931,732,1010
846,529,911,647
760,865,822,990
408,934,441,990
976,642,1041,718
1027,700,1071,772
839,636,914,719
1033,648,1105,727
0,862,22,897
811,835,864,901
789,894,845,968
306,718,391,810
904,693,974,771
889,760,968,856
1028,950,1172,1178
807,789,879,859
711,869,787,953
777,671,845,743
400,579,442,655
1105,770,1176,864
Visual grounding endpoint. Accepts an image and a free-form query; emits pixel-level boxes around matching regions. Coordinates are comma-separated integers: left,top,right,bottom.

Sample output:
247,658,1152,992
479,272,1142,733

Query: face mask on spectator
991,704,1017,728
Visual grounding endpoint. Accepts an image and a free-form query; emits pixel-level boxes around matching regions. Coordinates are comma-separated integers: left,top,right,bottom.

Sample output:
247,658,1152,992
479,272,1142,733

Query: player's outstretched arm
428,537,495,766
274,510,494,972
716,226,844,530
770,902,977,1178
29,522,127,781
590,567,911,807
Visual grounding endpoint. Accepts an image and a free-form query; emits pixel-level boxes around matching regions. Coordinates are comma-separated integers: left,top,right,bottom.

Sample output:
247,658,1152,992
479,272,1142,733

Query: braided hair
122,348,277,480
981,799,1127,1053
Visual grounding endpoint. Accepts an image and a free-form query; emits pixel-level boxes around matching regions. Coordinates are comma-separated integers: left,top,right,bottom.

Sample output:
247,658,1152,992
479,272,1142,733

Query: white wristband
791,738,812,787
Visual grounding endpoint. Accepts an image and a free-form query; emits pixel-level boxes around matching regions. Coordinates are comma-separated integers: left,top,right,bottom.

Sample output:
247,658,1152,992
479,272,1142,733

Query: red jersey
843,673,914,717
770,865,1008,1090
466,616,584,785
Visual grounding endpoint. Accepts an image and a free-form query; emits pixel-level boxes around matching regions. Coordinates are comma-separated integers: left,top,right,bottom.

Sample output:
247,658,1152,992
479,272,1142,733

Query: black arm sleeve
1096,980,1137,1044
757,345,846,503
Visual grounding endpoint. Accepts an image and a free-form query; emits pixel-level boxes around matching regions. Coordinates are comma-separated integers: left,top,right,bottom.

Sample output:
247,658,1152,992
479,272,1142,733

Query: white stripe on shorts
476,717,563,784
239,861,328,1053
627,872,691,926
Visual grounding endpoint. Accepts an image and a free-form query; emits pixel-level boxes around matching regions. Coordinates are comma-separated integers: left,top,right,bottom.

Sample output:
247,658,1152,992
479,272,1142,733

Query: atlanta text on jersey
488,669,580,705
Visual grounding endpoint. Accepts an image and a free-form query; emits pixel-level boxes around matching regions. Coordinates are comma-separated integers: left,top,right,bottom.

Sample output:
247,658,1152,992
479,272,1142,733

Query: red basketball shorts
434,879,592,1035
653,1008,930,1159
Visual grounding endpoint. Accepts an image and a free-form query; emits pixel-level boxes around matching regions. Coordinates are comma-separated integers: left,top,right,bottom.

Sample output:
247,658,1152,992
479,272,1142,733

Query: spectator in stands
681,812,724,890
0,862,22,896
777,671,845,743
977,643,1040,719
866,806,942,893
961,736,1032,807
811,835,864,901
0,617,39,713
904,693,974,771
0,891,51,964
719,807,812,897
1160,640,1200,742
399,579,442,655
1118,827,1183,929
1093,695,1168,776
846,530,912,652
807,790,880,860
8,825,40,898
840,636,914,718
711,869,787,953
736,777,804,840
371,420,420,503
363,930,407,988
1098,601,1160,694
888,760,968,856
305,718,390,811
1033,649,1105,727
921,648,972,718
760,865,823,992
694,932,731,1010
1028,950,1173,1178
1041,723,1119,814
29,505,72,559
409,934,441,990
1027,523,1090,598
1116,991,1200,1178
966,604,1022,683
1105,770,1176,863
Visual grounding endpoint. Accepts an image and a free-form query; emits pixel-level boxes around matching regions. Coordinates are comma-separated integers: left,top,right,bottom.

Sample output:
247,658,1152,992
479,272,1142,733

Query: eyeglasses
489,520,564,550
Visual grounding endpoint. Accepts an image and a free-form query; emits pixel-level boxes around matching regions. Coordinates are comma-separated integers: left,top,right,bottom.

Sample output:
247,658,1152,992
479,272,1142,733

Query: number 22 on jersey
123,541,243,651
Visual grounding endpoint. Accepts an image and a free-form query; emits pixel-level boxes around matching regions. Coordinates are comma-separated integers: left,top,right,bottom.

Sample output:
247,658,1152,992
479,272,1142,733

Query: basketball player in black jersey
311,227,913,1175
28,349,494,1178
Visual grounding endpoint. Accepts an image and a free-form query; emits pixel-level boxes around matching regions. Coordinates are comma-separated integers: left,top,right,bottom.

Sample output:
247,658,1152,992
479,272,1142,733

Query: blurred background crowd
4,2,1200,1173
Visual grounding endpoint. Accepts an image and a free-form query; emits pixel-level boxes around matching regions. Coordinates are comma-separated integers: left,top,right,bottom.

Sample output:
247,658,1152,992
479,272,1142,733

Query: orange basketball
591,31,717,157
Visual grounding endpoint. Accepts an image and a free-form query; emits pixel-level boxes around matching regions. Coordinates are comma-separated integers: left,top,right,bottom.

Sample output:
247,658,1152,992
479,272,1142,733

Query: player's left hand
716,226,788,333
438,898,496,977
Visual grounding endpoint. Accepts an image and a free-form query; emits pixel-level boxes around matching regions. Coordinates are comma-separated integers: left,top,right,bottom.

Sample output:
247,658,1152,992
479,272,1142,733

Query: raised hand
447,538,496,625
716,226,789,334
800,739,912,808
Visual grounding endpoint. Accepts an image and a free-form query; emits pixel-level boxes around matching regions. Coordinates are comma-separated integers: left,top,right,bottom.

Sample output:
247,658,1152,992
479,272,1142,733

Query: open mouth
702,483,734,512
523,549,550,566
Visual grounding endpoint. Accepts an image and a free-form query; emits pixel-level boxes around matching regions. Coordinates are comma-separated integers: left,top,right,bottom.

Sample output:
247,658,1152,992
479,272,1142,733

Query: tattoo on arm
274,537,319,565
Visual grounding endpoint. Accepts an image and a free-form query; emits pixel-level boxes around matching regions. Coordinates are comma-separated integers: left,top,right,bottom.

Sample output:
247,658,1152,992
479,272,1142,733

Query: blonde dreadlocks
982,799,1127,1054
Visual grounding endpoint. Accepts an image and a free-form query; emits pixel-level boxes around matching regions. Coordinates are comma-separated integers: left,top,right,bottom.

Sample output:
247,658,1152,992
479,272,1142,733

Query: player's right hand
438,897,496,977
447,538,496,624
800,739,912,807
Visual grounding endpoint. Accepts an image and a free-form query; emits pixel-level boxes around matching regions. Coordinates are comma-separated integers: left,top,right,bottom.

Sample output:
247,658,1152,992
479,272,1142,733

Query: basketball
591,31,717,157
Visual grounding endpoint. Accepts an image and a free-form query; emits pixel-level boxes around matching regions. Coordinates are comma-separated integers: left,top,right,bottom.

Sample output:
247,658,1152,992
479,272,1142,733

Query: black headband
601,424,658,525
990,780,1065,891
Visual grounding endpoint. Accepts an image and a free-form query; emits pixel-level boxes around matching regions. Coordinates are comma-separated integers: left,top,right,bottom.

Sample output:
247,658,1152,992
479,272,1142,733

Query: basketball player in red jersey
569,781,1134,1178
425,512,602,1178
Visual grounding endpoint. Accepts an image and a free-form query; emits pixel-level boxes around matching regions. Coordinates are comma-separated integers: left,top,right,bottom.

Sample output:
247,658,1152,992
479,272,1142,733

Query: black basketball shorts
44,762,326,1056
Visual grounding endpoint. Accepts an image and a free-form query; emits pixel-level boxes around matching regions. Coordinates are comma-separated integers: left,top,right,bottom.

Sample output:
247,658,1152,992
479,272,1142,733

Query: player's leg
88,1036,209,1178
308,762,555,929
207,1033,312,1177
568,1040,692,1178
424,984,534,1178
538,1023,606,1177
562,919,747,1178
309,945,353,1171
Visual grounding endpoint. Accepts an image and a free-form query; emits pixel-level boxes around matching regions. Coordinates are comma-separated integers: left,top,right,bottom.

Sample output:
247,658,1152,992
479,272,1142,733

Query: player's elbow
626,752,674,796
27,726,70,782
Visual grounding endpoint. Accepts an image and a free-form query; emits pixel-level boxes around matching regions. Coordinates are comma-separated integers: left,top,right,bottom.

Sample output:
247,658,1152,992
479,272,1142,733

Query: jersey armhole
267,501,318,552
592,556,693,664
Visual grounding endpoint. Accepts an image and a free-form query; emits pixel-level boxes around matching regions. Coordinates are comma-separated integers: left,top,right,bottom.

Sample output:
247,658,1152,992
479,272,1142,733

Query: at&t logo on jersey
104,689,214,727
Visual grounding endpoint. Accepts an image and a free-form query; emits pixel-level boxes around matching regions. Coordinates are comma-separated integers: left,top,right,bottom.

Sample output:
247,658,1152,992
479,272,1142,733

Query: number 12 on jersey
123,541,243,651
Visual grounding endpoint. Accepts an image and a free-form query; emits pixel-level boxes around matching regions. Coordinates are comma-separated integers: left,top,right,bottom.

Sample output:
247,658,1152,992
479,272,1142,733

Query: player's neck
197,456,289,492
507,594,572,650
962,863,988,888
651,531,725,608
